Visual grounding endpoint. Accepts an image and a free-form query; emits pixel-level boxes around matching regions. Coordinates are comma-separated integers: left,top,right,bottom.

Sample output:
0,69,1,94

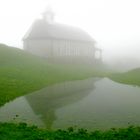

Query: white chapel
23,7,102,64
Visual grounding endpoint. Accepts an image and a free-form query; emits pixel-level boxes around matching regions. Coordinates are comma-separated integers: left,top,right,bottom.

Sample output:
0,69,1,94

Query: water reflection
0,78,98,129
1,78,140,130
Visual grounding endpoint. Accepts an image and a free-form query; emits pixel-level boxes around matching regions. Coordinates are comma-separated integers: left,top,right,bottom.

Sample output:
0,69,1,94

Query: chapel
23,7,102,64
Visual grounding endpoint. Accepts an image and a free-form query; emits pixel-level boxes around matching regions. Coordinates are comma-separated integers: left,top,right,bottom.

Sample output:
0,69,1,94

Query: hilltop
0,44,104,106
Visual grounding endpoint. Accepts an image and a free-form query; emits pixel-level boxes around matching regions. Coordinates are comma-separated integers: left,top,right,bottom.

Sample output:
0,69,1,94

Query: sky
0,0,140,66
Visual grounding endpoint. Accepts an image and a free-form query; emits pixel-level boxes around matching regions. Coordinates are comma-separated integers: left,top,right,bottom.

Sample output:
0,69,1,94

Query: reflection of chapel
23,7,102,64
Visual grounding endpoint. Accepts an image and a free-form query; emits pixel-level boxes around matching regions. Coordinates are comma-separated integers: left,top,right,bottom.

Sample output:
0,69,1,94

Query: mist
0,0,140,71
2,0,140,136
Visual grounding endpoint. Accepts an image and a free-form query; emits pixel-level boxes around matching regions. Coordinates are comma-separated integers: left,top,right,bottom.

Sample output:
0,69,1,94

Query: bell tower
42,6,55,24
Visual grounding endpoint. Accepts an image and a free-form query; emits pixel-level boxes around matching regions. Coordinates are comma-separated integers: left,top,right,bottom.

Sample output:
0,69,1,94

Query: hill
109,68,140,86
0,44,104,106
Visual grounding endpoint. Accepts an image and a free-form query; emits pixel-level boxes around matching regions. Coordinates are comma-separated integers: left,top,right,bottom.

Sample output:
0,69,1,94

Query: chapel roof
23,19,95,42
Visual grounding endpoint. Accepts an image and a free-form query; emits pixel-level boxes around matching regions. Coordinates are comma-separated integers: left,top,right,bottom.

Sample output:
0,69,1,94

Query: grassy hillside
109,68,140,86
0,44,106,106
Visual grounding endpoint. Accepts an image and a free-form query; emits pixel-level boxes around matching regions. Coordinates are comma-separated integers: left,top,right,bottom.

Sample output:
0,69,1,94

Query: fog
0,0,140,71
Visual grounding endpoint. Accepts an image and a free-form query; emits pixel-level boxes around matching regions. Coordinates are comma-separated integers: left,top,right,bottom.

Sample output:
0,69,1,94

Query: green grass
109,68,140,86
0,44,107,106
0,122,140,140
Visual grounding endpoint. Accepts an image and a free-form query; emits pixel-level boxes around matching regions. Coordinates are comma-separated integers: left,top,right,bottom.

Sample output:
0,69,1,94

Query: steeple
42,6,55,24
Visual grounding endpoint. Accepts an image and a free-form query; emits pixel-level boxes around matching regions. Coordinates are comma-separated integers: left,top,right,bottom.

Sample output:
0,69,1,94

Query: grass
109,68,140,86
0,122,140,140
0,44,107,106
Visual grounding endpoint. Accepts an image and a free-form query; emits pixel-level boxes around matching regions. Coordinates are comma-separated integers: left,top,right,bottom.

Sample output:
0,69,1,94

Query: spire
42,5,55,24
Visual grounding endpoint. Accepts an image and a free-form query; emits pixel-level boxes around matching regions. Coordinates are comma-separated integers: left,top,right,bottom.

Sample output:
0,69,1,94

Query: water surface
0,78,140,130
